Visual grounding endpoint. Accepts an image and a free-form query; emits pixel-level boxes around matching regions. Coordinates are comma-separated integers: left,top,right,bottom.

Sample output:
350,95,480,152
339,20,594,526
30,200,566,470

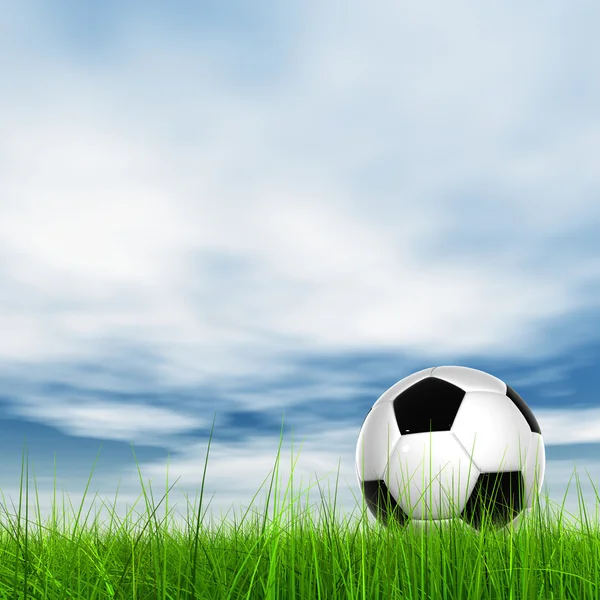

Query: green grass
0,415,599,599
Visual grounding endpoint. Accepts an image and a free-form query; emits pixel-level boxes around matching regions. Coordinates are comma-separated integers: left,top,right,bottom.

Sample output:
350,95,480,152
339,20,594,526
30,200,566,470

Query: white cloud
1,0,600,532
2,46,598,384
8,397,206,443
508,367,570,389
536,408,600,446
0,103,596,385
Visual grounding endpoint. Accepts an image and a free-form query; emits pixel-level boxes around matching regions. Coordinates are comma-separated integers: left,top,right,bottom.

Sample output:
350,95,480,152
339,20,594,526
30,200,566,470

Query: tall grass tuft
0,415,598,599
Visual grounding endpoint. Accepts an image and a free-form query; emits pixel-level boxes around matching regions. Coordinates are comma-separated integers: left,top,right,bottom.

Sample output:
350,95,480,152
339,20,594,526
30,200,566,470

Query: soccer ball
355,366,545,530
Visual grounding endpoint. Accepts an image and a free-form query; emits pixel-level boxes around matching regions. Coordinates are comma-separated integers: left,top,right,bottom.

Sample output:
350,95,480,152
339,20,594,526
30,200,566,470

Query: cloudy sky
1,0,600,534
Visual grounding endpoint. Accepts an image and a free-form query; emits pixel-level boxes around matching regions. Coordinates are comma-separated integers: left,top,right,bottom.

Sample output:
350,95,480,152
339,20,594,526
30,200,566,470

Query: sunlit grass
0,415,598,599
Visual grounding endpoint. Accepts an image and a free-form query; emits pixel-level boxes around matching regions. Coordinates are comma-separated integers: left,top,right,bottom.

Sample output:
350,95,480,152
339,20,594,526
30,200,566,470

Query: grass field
0,418,598,599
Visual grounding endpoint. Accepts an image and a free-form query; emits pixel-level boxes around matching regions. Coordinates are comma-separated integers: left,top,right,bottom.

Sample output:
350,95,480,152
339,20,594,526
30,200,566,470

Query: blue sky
1,0,600,532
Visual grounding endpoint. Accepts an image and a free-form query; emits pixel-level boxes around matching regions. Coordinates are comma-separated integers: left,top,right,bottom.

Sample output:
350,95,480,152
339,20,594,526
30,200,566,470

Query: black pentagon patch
361,480,409,527
460,471,524,530
392,377,465,434
506,385,542,434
